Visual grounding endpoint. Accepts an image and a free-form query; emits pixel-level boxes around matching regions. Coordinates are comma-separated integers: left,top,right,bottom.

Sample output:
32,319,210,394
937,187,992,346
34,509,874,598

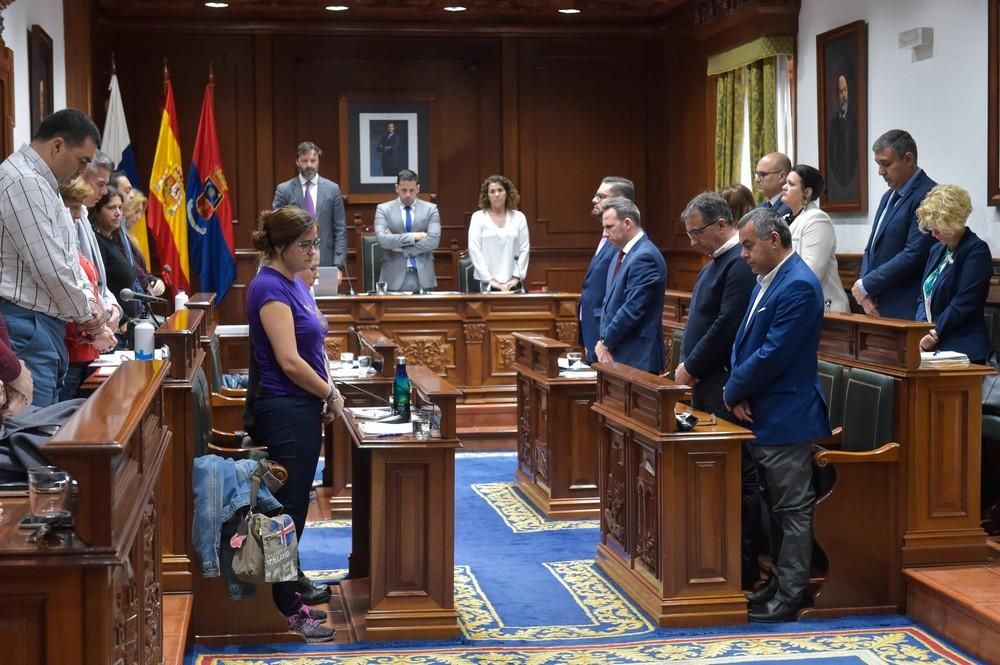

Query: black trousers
748,442,816,605
251,393,323,616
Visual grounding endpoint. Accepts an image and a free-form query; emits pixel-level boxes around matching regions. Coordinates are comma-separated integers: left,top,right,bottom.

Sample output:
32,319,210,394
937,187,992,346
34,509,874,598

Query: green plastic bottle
393,356,411,421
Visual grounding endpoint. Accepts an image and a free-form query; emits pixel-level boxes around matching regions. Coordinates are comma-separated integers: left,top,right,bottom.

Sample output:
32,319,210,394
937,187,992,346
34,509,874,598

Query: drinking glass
479,280,491,295
376,281,388,295
28,466,71,523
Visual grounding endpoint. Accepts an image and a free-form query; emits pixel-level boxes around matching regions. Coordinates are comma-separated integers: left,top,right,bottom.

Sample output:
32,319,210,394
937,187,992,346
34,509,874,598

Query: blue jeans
0,301,67,407
250,392,323,616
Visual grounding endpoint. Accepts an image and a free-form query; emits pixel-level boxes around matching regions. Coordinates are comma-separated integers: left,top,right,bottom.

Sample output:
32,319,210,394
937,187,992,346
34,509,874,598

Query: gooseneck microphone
119,288,168,305
335,380,391,405
339,261,356,296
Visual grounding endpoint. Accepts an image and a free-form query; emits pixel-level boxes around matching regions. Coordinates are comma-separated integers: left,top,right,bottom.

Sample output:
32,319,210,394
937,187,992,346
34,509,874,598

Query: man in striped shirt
0,109,106,406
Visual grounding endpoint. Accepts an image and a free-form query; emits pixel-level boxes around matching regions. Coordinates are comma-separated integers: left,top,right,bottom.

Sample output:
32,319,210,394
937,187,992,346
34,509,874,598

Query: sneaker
287,613,335,643
298,601,328,623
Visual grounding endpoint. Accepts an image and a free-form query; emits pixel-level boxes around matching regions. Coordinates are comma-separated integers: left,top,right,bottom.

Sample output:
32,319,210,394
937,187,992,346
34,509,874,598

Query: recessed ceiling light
558,8,582,14
325,4,349,10
444,6,467,11
204,1,229,7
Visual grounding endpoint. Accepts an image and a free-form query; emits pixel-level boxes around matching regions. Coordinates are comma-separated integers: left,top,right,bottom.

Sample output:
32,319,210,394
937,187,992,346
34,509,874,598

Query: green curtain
746,58,777,198
714,67,745,191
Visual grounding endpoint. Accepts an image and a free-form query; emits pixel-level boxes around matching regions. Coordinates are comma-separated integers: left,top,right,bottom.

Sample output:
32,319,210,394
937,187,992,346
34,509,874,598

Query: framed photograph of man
816,20,868,213
28,25,54,138
338,94,432,203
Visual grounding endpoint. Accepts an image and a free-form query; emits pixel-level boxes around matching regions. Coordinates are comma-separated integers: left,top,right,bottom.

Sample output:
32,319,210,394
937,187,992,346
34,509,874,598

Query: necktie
405,205,416,268
304,180,316,216
612,251,625,280
872,190,899,239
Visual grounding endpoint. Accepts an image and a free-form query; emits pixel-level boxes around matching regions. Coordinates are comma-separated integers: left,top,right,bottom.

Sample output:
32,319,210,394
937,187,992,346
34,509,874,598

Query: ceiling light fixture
325,4,349,10
444,6,467,11
558,8,582,14
204,1,229,7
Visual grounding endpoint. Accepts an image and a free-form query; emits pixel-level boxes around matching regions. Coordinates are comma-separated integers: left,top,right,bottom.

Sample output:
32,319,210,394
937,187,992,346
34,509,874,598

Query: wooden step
163,593,193,665
904,564,1000,664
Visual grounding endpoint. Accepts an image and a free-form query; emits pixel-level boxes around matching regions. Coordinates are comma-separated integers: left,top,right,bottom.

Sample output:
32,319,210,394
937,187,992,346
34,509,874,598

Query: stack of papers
329,365,377,378
920,350,970,368
557,357,590,371
92,349,168,367
348,407,394,420
358,421,414,436
559,369,597,378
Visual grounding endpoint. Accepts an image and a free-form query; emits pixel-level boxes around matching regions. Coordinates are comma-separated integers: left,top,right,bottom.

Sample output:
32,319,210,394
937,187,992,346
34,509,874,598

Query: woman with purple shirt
246,206,343,642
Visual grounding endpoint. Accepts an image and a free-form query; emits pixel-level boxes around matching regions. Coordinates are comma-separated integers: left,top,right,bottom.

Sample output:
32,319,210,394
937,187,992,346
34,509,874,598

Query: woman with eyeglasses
246,205,342,642
781,164,850,313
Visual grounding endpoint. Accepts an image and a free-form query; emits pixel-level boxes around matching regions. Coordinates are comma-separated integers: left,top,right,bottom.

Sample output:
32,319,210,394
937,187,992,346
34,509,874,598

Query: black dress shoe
748,597,799,623
296,576,331,605
744,578,778,606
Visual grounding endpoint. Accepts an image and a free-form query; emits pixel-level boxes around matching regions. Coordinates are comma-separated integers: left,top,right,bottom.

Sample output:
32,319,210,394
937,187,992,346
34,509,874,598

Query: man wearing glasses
578,177,634,364
754,152,792,218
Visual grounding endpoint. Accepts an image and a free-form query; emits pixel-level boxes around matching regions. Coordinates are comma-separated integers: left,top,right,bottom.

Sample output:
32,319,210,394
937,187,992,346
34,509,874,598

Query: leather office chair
192,367,265,460
457,255,478,293
360,235,384,293
979,305,1000,532
817,360,846,432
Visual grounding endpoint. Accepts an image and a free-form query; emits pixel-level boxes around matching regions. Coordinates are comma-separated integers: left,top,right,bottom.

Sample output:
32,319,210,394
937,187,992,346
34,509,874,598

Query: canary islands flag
147,78,190,292
101,73,150,262
186,78,235,301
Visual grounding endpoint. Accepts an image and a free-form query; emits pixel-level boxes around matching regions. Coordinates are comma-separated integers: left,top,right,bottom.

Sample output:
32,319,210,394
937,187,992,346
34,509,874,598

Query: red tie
612,251,625,280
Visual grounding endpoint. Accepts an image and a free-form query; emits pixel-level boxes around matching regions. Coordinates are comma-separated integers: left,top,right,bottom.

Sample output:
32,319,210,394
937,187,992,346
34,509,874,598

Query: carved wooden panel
533,389,549,485
685,451,728,584
385,462,429,592
517,376,533,477
634,439,659,578
394,332,453,374
487,326,550,379
602,425,628,554
568,395,600,492
113,546,140,664
0,597,45,665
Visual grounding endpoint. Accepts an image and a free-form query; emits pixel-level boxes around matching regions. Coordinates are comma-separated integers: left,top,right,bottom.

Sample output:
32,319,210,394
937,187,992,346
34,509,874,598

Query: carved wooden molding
463,323,486,343
694,0,798,25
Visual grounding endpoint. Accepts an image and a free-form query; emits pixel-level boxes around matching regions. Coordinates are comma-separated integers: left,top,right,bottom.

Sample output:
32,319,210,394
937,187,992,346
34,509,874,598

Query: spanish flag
147,75,190,293
186,73,235,301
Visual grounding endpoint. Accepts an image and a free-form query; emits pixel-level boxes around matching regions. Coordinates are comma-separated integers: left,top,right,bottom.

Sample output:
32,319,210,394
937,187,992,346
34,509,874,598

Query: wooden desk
513,332,599,518
0,360,170,665
340,365,462,641
592,362,751,627
324,327,398,516
817,313,993,568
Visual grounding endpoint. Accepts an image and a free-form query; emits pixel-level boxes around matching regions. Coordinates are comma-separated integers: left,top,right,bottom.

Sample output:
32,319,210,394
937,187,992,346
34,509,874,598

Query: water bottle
393,356,411,421
174,289,188,311
134,320,155,361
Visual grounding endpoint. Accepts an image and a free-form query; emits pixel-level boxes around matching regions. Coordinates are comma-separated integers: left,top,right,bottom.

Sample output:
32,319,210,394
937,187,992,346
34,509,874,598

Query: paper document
359,421,414,436
348,407,395,420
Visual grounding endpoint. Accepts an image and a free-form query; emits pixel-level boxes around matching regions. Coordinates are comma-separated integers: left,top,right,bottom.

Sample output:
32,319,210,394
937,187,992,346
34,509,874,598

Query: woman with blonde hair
915,184,992,363
121,190,166,297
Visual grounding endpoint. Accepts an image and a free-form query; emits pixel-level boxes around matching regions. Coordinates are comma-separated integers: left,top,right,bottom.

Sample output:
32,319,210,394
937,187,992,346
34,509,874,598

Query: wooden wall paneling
517,37,647,258
64,0,94,114
0,37,12,159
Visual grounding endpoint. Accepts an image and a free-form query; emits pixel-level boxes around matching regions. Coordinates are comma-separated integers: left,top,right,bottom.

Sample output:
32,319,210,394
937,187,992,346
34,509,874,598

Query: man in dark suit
677,193,759,590
376,122,402,176
852,129,936,319
273,141,347,270
578,176,634,364
594,197,666,374
826,74,858,202
754,152,791,218
725,208,831,623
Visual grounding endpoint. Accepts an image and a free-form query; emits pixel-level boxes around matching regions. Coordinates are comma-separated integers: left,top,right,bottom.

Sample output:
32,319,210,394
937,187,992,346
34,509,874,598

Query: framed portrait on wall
28,25,53,138
338,94,433,203
816,20,868,213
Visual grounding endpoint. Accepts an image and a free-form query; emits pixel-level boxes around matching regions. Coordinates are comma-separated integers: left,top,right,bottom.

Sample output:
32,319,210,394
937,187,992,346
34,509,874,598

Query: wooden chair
804,367,902,617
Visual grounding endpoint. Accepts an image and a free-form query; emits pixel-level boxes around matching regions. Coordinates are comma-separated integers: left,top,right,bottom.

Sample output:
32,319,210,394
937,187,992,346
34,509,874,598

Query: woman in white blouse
468,175,530,292
781,164,850,312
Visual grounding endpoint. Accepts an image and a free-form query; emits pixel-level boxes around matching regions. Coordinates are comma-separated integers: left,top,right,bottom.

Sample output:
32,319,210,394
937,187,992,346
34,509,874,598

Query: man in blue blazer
754,152,792,218
273,141,347,270
852,130,936,319
725,208,831,623
578,176,634,364
594,198,666,374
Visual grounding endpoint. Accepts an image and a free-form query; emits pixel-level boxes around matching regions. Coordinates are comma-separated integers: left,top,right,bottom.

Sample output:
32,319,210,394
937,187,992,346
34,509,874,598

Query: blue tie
405,205,416,268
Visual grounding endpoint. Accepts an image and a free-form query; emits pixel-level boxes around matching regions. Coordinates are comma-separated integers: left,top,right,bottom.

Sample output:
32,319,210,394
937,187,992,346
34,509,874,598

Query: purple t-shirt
247,267,328,398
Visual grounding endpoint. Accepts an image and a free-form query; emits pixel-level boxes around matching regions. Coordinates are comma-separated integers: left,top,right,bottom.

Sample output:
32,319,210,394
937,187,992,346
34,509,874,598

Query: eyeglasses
685,220,718,239
593,192,611,201
295,238,321,252
754,170,782,179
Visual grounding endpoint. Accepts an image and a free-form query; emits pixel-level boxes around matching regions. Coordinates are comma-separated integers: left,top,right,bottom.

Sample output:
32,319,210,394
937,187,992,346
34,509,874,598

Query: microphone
338,261,356,296
120,288,168,304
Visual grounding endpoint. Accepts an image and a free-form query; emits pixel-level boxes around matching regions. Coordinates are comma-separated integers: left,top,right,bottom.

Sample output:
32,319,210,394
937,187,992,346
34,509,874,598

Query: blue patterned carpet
187,452,981,664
